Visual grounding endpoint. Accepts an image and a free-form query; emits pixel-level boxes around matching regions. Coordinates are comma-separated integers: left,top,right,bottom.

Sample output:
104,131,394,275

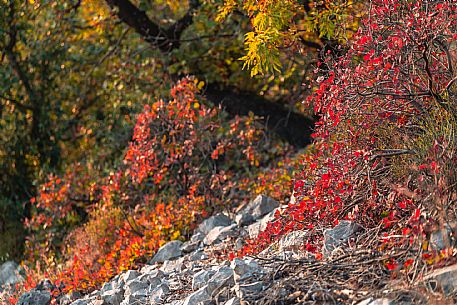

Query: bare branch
105,0,200,53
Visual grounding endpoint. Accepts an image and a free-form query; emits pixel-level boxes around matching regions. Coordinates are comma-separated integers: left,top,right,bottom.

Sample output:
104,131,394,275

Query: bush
241,0,457,269
22,77,289,294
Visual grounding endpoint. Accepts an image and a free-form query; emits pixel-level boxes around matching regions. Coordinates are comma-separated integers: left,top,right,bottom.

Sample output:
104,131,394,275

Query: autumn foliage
3,1,457,304
241,0,457,270
8,78,290,299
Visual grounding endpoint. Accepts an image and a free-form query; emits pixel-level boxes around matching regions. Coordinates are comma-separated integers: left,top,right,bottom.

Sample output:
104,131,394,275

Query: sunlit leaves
217,0,362,76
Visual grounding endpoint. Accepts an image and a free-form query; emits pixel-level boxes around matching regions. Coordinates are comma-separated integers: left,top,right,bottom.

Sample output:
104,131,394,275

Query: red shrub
241,0,457,265
23,77,288,295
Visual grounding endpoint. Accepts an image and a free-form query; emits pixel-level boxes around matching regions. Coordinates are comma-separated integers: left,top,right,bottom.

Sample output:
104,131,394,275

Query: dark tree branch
166,0,200,48
0,94,33,111
205,86,314,147
105,0,200,53
103,0,314,147
298,36,323,50
4,3,37,105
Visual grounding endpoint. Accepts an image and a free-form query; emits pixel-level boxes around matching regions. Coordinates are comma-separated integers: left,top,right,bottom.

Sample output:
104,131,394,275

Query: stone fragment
189,250,208,261
140,264,157,274
206,266,234,295
137,269,165,286
224,297,241,305
247,222,261,239
429,223,456,250
203,224,237,245
235,282,263,299
124,279,148,296
69,300,89,305
149,283,169,303
101,288,123,305
235,213,254,227
356,298,392,305
161,256,186,274
323,221,361,256
182,286,211,305
121,270,140,283
231,258,262,283
17,289,51,305
192,269,216,290
181,240,199,253
197,214,232,235
423,263,457,296
0,261,23,288
248,195,279,219
151,240,183,263
278,230,308,252
190,232,205,242
246,210,277,239
121,293,147,305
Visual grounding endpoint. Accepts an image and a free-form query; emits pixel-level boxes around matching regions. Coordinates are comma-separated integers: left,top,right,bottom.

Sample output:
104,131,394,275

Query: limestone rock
231,258,262,283
17,289,51,305
182,286,211,305
323,221,361,257
161,256,185,274
278,230,308,252
203,224,237,245
137,269,165,285
207,266,234,296
149,283,169,303
197,214,232,235
224,297,241,305
0,261,23,288
248,195,279,220
151,240,183,263
69,300,89,305
124,279,148,296
121,293,147,305
189,250,208,261
235,282,263,299
423,263,457,296
192,269,216,290
121,270,140,284
190,232,205,242
180,240,200,253
235,213,254,227
101,288,123,305
140,264,157,274
246,209,277,239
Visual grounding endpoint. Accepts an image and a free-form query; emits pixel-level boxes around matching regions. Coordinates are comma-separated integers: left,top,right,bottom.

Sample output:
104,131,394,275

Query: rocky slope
3,195,457,305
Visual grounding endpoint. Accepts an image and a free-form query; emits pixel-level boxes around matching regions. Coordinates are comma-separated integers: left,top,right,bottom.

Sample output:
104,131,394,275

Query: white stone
206,266,234,296
197,214,232,235
248,195,279,219
224,297,241,305
203,224,237,245
151,240,183,263
192,269,216,290
423,263,457,296
17,289,51,305
182,286,210,305
0,261,23,287
101,289,123,305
